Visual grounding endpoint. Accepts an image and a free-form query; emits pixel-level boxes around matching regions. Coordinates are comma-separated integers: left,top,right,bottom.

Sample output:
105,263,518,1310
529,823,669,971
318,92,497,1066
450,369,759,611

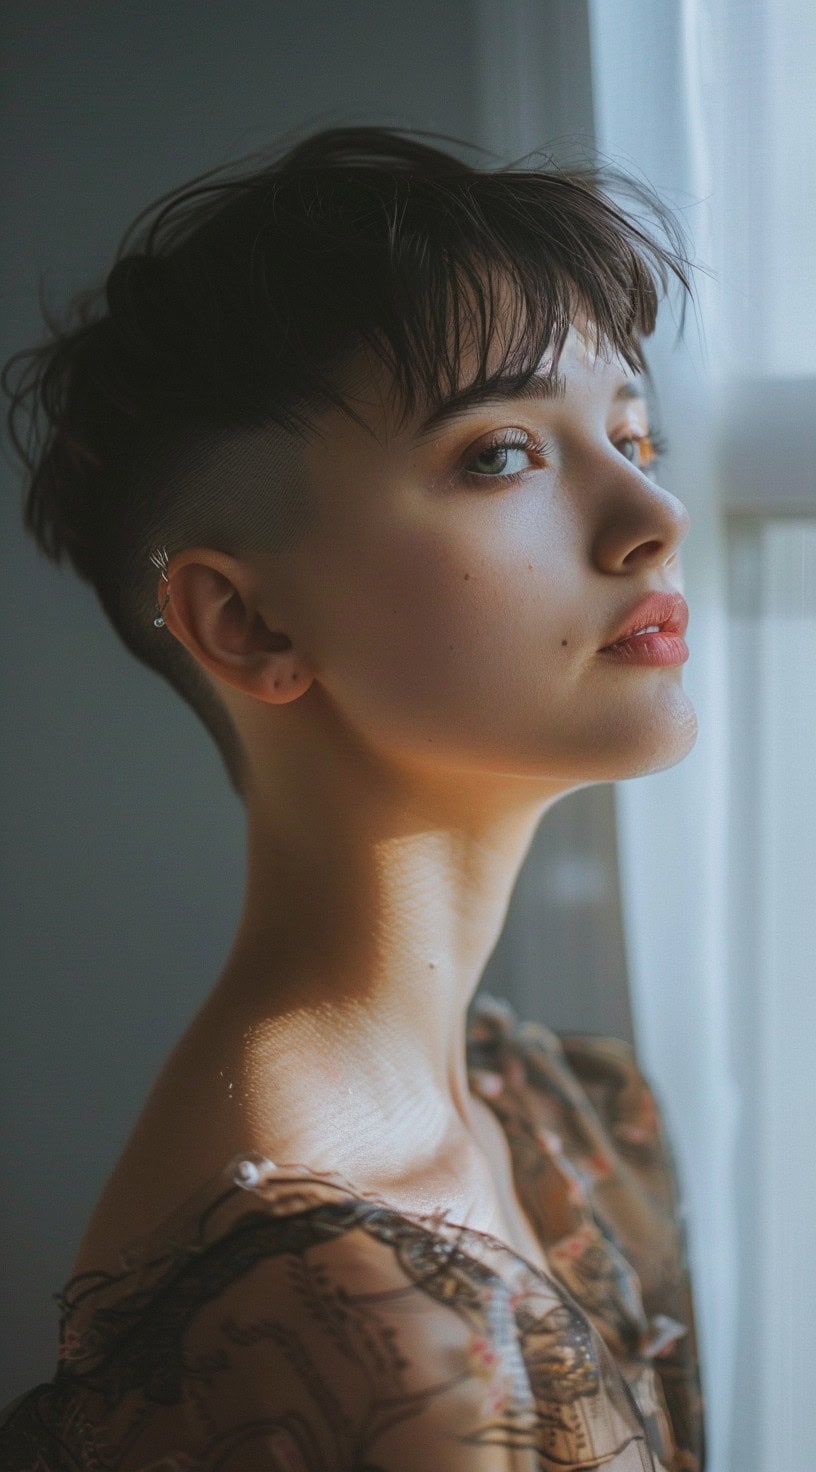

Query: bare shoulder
70,1090,257,1280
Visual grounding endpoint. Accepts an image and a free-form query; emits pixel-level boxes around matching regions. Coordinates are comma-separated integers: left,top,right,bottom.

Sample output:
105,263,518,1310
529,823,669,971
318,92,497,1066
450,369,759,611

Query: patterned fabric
0,992,705,1470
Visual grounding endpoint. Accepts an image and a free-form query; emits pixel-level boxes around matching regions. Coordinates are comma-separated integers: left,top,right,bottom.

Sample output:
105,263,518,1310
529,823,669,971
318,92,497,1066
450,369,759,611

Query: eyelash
460,426,670,486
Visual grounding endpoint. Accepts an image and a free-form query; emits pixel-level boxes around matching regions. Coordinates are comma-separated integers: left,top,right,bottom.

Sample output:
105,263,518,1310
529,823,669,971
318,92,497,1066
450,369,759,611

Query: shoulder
34,1161,544,1471
181,1193,540,1468
0,1166,668,1470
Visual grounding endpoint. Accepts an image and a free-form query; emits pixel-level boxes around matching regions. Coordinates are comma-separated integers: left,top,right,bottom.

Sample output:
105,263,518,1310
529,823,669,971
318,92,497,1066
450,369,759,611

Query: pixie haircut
2,124,696,800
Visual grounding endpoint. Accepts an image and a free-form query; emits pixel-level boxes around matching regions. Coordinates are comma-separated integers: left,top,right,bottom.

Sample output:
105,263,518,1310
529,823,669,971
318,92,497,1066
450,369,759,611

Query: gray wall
0,0,631,1400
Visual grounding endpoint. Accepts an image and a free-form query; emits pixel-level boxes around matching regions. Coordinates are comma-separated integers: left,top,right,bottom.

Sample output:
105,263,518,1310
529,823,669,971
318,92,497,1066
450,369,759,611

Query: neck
197,750,573,1184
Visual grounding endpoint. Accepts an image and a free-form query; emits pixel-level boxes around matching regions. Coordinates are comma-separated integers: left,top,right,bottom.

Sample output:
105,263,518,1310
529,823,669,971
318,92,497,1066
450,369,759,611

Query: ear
156,549,313,705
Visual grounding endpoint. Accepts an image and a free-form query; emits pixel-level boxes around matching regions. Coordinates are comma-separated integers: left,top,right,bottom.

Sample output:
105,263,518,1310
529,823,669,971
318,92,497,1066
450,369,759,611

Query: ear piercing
149,545,171,627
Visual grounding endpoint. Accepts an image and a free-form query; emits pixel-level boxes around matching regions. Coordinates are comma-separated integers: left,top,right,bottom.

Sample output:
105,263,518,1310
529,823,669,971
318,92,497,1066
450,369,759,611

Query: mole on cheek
562,640,568,646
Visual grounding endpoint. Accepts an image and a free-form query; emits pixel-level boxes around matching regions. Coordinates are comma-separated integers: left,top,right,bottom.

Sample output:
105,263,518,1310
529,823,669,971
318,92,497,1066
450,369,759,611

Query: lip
598,591,689,651
597,632,689,666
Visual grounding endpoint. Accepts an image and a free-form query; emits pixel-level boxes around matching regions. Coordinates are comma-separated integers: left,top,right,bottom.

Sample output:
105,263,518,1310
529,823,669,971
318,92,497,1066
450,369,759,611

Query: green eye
461,428,553,487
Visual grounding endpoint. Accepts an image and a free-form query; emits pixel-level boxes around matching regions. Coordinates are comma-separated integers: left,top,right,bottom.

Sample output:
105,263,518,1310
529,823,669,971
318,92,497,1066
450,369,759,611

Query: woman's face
244,316,697,790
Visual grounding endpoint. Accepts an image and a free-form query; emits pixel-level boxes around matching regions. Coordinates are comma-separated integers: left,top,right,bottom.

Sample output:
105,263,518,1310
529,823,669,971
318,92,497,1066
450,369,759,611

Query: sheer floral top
0,992,706,1470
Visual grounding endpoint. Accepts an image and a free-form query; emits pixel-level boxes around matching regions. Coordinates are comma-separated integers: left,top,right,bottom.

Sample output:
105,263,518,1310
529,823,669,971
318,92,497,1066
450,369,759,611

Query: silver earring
149,545,171,627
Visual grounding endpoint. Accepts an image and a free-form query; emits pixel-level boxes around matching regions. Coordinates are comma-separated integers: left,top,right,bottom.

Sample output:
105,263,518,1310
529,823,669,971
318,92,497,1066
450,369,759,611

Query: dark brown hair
1,124,696,799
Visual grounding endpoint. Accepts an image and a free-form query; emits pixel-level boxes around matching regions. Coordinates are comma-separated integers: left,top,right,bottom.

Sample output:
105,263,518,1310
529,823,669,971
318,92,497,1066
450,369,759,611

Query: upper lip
598,591,689,650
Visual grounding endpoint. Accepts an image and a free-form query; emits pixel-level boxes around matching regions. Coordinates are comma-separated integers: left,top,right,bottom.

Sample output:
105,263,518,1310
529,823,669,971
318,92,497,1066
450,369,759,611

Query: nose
591,459,690,573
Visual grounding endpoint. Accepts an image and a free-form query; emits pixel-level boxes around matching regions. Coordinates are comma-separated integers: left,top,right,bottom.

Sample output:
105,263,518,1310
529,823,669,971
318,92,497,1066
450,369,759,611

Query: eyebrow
412,371,644,442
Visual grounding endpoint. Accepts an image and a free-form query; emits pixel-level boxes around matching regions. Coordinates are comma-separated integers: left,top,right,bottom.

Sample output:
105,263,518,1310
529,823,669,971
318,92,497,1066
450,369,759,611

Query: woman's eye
461,430,551,485
616,431,669,479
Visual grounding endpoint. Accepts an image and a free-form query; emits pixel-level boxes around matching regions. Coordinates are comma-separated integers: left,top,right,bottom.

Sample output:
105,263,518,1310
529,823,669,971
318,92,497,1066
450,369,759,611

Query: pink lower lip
598,632,689,665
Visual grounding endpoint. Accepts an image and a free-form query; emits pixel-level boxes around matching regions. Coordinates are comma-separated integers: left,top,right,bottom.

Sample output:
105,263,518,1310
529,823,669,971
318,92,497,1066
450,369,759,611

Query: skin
74,310,696,1278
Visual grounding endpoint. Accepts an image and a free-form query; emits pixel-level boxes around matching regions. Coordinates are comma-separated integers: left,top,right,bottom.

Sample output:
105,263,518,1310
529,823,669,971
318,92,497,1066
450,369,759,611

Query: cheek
307,510,578,741
319,525,473,692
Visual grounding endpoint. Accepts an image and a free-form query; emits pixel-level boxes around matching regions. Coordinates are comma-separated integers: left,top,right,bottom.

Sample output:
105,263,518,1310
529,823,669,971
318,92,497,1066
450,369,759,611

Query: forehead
542,315,629,376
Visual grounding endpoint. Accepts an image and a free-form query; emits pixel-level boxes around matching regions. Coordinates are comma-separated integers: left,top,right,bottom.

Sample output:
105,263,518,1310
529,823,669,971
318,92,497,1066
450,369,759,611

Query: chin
618,706,699,779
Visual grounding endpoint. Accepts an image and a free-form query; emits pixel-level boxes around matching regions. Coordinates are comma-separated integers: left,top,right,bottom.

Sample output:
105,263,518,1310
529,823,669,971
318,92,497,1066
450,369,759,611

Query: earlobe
265,657,313,702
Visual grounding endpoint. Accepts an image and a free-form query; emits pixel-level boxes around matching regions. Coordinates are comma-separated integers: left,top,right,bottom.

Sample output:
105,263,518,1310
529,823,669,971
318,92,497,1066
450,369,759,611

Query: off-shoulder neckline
59,994,558,1304
57,1149,568,1342
58,992,626,1311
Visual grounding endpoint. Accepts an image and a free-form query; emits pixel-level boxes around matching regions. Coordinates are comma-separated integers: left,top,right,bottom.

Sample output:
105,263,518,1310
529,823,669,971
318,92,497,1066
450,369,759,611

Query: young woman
0,125,705,1470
